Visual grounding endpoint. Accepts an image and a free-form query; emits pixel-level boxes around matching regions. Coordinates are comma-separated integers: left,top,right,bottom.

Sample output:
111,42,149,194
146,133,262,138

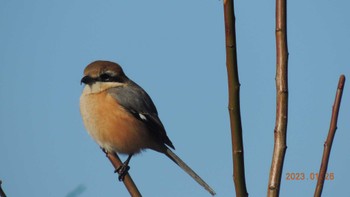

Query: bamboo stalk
267,0,288,196
223,0,248,196
104,151,142,197
314,75,345,197
0,180,7,197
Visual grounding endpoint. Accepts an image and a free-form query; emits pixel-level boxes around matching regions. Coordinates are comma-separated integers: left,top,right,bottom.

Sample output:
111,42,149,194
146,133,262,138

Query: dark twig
223,0,248,196
104,150,142,197
267,0,288,196
0,180,7,197
314,75,346,197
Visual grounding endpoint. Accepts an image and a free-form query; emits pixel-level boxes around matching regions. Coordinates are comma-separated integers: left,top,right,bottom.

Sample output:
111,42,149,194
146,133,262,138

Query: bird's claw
115,164,130,181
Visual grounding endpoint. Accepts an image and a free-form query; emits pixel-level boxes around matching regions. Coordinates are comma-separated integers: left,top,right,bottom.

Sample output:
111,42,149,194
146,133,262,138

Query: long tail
164,148,216,196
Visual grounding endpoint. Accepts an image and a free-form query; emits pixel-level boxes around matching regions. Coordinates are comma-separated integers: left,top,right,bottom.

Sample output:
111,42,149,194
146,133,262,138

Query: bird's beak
80,76,94,85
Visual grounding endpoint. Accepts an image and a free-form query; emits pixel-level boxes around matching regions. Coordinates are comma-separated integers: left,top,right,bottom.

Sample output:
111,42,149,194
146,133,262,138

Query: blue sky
1,0,349,196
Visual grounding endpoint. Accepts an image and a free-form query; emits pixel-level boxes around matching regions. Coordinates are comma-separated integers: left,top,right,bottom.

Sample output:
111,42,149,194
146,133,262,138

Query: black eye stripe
99,73,112,81
98,73,124,83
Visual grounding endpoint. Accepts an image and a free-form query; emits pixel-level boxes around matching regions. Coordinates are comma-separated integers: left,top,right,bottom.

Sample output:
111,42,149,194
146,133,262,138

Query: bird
79,60,216,196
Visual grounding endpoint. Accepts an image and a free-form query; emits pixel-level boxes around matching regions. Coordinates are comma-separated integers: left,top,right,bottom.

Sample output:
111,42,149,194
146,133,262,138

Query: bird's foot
101,148,109,156
115,164,130,181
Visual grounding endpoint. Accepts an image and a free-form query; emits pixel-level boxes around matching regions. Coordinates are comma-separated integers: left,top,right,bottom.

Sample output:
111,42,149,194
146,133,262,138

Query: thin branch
267,0,288,196
0,180,7,197
314,75,346,197
223,0,248,196
104,151,142,197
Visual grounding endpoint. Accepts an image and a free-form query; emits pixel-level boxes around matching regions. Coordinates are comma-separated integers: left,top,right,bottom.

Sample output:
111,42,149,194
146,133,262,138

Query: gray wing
107,80,175,149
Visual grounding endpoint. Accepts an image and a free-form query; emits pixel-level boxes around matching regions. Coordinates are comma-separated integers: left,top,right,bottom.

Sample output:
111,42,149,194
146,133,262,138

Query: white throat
82,81,124,95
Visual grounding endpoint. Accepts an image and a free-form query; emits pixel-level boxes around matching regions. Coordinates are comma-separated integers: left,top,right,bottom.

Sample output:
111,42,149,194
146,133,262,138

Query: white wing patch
138,113,147,121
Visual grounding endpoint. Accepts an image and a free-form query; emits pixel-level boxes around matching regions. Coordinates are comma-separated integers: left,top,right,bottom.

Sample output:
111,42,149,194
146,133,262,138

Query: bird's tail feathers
165,148,216,196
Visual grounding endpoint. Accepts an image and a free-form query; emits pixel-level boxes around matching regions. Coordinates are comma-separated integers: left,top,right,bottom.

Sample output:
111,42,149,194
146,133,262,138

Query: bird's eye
99,73,112,82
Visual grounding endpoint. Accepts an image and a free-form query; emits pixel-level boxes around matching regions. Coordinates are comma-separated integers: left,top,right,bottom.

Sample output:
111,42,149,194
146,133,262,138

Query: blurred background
1,0,349,196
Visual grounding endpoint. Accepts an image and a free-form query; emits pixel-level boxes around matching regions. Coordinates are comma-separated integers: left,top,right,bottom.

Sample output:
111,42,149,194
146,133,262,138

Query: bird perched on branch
80,60,215,196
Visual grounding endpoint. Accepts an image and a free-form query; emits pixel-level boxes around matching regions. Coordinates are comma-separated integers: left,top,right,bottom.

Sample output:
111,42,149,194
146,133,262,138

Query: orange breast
80,90,153,154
